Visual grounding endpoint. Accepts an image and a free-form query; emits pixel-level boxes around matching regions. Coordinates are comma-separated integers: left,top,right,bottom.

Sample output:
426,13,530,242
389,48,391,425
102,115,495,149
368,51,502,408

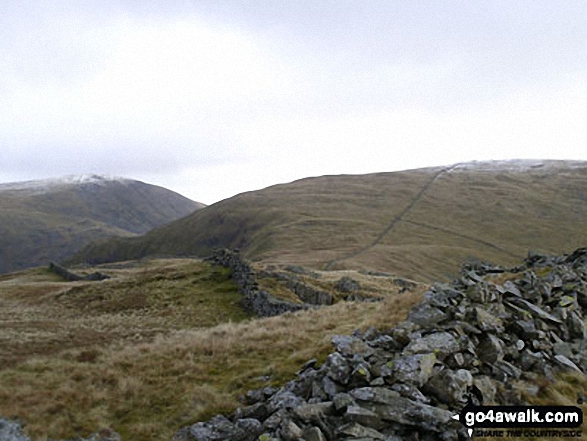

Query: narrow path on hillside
403,220,520,259
324,165,455,270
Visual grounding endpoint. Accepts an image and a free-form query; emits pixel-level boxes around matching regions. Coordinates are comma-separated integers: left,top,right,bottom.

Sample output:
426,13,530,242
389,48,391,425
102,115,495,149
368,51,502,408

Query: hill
0,175,204,274
73,160,587,282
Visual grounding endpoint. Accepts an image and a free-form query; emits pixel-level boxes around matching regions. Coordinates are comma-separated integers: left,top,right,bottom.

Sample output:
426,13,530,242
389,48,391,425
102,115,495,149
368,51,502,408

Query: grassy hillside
0,176,203,274
73,161,587,282
0,259,419,440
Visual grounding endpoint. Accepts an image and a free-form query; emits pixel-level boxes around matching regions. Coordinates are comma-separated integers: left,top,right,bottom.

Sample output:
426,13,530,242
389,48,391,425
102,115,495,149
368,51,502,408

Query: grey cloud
1,1,586,202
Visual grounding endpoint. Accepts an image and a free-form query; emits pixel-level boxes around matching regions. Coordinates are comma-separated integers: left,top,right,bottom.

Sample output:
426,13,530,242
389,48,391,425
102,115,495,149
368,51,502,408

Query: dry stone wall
204,249,310,317
48,262,110,282
178,248,587,441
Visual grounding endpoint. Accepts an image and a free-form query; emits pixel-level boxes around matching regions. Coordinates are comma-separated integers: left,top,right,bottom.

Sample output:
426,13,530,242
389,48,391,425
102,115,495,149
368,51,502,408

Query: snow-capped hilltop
448,159,587,173
0,174,131,193
0,175,203,274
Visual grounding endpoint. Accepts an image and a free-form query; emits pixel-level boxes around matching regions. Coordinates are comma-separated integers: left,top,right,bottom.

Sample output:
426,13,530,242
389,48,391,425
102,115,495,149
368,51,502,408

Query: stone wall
48,262,110,282
178,248,587,441
205,249,309,317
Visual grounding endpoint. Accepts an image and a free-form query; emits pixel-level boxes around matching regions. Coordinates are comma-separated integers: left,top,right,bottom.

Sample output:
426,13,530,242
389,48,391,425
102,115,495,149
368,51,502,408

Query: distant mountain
72,160,587,282
0,175,204,273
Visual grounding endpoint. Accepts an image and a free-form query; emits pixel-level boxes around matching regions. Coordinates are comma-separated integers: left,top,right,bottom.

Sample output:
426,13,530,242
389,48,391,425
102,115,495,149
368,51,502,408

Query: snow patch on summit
0,175,131,194
447,159,587,173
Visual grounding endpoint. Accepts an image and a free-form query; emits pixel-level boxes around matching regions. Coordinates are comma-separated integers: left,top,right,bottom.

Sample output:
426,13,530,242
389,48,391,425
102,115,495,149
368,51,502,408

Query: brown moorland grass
0,261,425,440
0,260,250,369
72,162,587,282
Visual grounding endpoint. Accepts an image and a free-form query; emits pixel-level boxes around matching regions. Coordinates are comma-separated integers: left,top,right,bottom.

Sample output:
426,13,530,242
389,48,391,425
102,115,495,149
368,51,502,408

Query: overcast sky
2,1,586,204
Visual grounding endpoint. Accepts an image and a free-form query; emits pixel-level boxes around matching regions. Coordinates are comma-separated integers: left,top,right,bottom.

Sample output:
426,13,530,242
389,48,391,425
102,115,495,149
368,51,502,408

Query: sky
1,1,586,204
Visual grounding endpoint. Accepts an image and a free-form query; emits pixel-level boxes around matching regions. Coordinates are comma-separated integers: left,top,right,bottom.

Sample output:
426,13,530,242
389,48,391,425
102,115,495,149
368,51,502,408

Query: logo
451,394,584,438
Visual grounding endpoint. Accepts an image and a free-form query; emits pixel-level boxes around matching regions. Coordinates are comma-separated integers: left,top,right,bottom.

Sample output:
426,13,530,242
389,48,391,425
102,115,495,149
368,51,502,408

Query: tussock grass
0,259,424,440
0,260,249,368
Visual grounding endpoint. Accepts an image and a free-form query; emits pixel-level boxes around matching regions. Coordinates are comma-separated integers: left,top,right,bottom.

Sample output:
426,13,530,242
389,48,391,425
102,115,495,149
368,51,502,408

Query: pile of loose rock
177,248,587,440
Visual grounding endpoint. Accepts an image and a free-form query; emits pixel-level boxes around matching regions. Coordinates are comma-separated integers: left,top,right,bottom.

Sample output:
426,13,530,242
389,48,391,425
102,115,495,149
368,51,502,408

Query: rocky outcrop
48,262,110,282
205,250,309,317
179,248,587,440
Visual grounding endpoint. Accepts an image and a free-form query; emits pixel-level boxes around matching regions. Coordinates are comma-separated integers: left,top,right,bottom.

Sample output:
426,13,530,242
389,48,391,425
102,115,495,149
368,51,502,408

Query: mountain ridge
72,159,587,282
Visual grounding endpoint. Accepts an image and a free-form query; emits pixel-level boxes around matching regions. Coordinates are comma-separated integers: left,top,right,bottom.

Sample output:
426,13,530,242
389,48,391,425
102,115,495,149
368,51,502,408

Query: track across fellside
324,165,456,270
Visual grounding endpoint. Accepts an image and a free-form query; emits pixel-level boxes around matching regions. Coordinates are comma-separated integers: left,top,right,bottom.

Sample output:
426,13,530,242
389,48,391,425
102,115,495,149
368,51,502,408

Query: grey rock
337,277,361,293
370,377,385,386
510,320,541,340
554,355,583,372
263,409,287,431
0,418,31,441
510,298,563,324
568,311,587,339
188,415,248,441
474,307,504,332
473,376,497,404
390,382,431,404
350,387,401,404
344,406,384,429
293,402,334,423
280,419,304,441
553,342,574,359
333,393,355,412
234,402,269,421
332,335,374,357
408,304,448,327
493,360,522,379
322,376,343,399
404,332,460,358
185,247,587,441
390,321,418,346
268,391,305,413
302,426,327,441
424,369,473,405
235,419,262,439
357,395,454,432
369,335,401,351
388,353,436,387
477,334,504,363
502,281,522,297
326,352,351,384
335,422,387,439
350,361,372,387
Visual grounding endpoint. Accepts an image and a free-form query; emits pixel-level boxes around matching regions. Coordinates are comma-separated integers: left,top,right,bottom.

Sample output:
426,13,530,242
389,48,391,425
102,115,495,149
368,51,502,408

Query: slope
0,175,204,274
72,161,587,282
